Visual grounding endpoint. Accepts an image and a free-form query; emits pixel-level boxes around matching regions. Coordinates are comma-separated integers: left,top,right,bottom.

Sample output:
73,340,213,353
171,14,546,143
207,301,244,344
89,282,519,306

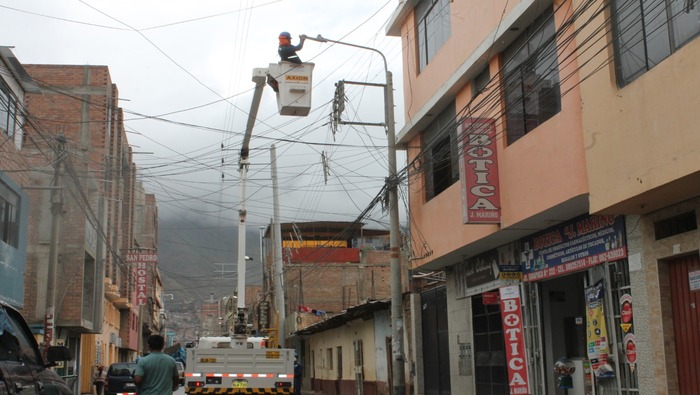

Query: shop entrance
668,253,700,394
540,272,587,395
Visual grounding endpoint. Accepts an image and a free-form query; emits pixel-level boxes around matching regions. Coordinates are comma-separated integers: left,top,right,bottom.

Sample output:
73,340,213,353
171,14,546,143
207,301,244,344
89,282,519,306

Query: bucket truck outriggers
184,62,314,395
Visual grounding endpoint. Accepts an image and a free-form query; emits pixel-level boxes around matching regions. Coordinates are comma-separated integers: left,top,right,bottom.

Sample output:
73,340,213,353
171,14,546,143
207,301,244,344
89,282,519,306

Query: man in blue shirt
134,335,179,395
278,32,305,64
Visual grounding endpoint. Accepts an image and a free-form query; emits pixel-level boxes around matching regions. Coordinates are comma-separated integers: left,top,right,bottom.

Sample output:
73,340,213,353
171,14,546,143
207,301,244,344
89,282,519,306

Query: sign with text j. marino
460,118,501,224
522,214,627,282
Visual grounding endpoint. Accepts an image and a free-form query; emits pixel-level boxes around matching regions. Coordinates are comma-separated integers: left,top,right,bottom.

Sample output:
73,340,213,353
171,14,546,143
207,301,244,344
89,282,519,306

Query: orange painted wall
576,4,700,213
398,1,522,120
403,1,589,268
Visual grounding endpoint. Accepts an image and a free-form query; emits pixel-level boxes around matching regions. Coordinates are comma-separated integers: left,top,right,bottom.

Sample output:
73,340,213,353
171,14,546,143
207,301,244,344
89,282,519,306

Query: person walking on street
93,366,107,395
294,355,302,395
133,335,179,395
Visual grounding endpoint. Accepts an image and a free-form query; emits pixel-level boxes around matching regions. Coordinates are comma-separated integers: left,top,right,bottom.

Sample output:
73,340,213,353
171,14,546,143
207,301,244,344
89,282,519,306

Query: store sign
482,292,500,305
460,118,501,224
689,270,700,291
126,253,158,306
585,280,615,378
500,286,529,395
454,243,521,298
522,215,627,282
43,307,54,355
624,333,637,372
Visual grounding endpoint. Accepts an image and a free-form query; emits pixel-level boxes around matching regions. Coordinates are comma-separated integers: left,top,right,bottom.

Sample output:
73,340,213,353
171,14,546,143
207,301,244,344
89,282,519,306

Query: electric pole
45,135,66,354
304,35,406,395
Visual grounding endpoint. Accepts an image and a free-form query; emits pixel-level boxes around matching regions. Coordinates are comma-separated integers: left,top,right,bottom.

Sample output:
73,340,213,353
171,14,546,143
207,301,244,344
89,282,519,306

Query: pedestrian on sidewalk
294,354,303,395
93,366,107,395
133,335,179,395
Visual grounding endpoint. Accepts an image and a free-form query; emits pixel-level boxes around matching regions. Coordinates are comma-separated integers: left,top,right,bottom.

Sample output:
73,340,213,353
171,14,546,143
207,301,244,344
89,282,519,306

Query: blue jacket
279,40,305,63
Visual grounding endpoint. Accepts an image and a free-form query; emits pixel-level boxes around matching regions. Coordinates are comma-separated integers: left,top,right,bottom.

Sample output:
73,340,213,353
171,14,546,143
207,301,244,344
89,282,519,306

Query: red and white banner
500,285,529,395
460,118,501,224
126,253,157,306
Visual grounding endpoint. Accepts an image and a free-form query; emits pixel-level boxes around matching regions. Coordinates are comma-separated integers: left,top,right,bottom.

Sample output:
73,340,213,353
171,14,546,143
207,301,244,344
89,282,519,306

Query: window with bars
422,101,458,201
502,7,562,145
0,83,19,139
612,0,700,86
416,0,451,71
0,181,20,249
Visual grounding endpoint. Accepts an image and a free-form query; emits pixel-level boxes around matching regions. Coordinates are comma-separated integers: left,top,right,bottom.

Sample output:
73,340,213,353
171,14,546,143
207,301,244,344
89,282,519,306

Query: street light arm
303,34,388,75
301,33,404,395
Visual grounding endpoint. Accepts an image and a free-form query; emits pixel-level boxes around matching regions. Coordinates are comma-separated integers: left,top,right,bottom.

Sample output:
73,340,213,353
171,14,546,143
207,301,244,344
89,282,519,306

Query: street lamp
161,293,174,340
303,34,405,395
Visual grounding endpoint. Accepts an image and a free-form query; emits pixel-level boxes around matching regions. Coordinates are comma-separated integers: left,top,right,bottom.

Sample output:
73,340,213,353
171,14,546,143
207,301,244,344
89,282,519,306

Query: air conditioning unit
116,337,122,347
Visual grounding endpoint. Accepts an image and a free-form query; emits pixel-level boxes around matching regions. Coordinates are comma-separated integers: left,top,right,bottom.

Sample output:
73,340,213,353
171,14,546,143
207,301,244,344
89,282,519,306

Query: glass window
422,101,458,200
0,307,40,365
0,85,9,135
0,83,20,139
502,8,561,145
0,181,20,249
416,0,451,71
613,0,700,86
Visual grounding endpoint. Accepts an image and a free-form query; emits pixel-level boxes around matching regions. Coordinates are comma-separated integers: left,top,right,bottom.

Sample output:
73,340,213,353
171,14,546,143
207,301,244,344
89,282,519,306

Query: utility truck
184,62,312,395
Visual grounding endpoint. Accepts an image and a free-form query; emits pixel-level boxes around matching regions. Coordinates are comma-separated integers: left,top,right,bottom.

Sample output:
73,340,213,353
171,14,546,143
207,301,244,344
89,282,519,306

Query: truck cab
0,301,72,395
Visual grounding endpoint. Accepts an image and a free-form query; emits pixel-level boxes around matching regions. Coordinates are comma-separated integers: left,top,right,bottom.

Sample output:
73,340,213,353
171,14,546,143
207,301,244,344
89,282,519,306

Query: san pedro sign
126,253,158,306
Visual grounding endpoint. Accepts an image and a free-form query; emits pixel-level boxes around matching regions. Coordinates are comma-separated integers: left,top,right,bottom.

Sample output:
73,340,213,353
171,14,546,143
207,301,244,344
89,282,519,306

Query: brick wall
21,64,136,329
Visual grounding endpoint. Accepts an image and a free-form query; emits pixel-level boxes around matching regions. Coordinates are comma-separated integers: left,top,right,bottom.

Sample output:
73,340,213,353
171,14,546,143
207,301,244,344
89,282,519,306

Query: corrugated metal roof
293,299,390,335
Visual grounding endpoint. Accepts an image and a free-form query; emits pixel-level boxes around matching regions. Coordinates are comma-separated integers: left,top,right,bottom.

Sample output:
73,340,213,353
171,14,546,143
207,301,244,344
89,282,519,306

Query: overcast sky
2,0,407,236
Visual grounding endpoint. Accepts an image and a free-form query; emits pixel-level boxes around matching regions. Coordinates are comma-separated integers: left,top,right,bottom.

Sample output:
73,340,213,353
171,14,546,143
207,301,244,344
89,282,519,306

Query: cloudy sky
2,0,407,235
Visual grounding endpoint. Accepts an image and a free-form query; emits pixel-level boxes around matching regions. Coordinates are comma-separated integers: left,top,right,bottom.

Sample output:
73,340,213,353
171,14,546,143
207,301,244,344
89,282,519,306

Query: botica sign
460,118,501,224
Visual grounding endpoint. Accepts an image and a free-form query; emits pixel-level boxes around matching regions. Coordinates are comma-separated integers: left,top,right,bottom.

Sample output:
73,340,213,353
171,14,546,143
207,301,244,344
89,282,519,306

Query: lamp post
162,293,174,343
303,34,405,395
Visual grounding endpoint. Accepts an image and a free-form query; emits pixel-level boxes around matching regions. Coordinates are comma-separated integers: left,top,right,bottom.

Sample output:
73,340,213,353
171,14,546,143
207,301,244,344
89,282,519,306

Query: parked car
0,301,72,395
105,362,138,395
175,361,185,386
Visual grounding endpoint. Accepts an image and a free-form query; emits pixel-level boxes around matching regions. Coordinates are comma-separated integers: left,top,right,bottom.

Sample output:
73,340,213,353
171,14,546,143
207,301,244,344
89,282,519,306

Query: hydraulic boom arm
234,68,268,339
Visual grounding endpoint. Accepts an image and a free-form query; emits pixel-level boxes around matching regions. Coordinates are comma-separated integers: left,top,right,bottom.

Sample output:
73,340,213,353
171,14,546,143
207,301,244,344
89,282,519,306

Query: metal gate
521,282,545,394
421,287,450,395
668,254,700,394
471,294,508,395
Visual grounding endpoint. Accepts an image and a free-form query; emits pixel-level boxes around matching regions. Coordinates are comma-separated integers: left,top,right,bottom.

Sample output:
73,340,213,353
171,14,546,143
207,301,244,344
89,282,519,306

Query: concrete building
386,0,700,394
261,222,393,336
18,64,159,393
0,46,40,309
259,221,396,383
296,300,392,395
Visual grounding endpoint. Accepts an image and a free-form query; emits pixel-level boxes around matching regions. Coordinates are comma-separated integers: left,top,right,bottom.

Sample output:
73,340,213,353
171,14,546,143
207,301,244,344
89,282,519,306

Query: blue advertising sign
522,215,627,282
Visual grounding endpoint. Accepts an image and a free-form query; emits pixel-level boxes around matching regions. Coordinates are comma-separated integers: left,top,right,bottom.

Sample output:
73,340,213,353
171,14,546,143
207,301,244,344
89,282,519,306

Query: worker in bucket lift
278,32,306,64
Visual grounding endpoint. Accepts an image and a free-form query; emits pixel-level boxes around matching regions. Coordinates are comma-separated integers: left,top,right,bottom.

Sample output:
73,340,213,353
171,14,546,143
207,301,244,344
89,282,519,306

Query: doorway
421,287,450,395
540,272,587,395
668,253,700,394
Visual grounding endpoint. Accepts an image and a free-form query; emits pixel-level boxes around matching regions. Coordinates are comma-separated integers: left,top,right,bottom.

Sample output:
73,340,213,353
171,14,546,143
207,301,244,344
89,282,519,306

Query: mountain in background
156,215,265,309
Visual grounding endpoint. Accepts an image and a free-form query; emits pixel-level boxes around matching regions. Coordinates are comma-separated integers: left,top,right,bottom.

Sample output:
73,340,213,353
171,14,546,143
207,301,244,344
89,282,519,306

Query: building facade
297,300,392,395
387,0,700,394
0,47,37,310
17,63,160,393
261,222,393,338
